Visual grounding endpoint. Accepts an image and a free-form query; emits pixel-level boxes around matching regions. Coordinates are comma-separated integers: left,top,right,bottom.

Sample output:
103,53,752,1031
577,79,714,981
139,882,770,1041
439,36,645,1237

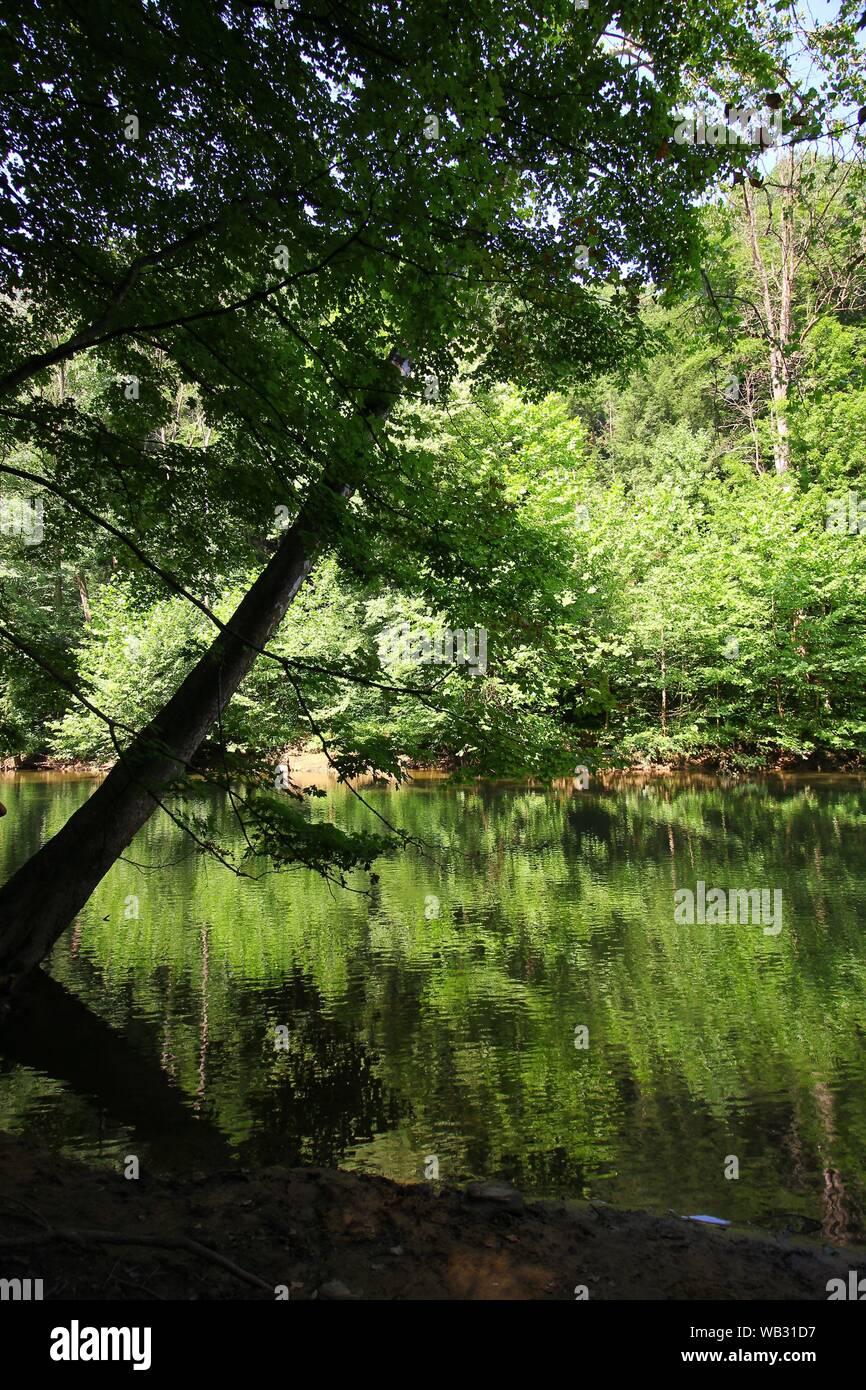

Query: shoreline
2,751,865,782
0,1132,861,1301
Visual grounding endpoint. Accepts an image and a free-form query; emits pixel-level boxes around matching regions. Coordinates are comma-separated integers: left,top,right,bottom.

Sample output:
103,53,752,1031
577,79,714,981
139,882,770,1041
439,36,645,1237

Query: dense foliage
2,1,866,793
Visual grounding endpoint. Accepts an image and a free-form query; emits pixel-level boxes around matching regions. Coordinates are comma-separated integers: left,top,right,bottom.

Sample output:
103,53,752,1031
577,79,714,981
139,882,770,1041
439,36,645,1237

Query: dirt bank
0,1133,861,1301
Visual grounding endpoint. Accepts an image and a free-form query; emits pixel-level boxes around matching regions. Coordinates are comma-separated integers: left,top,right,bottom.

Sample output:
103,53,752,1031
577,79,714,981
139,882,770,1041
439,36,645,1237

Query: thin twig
0,1227,273,1293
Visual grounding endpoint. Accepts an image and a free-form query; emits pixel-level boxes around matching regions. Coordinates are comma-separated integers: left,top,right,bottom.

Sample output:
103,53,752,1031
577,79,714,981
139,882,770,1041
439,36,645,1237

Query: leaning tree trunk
0,347,408,1003
0,483,341,999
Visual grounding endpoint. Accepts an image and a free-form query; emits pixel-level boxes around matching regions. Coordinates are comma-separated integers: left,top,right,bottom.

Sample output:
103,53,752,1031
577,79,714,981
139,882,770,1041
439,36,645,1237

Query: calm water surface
2,771,866,1241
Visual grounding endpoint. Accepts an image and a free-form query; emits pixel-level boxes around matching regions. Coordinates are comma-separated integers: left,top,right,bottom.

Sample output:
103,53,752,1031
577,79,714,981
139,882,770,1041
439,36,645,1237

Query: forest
4,142,866,781
1,0,866,1330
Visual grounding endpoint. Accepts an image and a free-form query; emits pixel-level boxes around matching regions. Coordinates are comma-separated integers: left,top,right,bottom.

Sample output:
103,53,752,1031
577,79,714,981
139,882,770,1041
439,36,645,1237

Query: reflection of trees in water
195,923,209,1113
0,972,232,1169
218,969,407,1168
566,782,864,859
0,959,406,1175
2,774,866,1226
813,1081,860,1245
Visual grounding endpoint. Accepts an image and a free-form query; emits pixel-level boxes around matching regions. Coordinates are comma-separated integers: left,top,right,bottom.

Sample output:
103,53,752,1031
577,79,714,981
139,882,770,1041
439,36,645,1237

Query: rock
465,1181,524,1210
318,1280,360,1301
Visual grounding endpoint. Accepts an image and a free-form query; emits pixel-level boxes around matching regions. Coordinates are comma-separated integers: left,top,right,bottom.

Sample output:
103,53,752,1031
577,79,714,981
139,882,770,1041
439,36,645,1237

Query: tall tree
0,0,764,999
698,0,866,473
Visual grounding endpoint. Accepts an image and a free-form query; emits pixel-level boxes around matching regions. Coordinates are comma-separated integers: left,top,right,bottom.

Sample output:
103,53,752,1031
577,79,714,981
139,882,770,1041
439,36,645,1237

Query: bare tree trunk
742,168,794,474
775,163,795,475
742,374,763,473
75,571,92,624
768,345,791,473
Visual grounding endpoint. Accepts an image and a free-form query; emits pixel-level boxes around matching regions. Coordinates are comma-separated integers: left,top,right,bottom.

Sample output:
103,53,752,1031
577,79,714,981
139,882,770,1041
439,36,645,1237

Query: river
1,770,865,1241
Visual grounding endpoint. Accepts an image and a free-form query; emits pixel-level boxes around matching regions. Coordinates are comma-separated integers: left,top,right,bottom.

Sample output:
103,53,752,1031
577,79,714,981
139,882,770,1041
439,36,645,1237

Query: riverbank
0,1132,861,1301
3,748,865,781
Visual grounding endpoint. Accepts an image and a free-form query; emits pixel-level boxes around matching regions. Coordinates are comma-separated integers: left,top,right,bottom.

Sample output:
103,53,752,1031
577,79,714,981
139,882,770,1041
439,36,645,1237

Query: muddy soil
0,1132,861,1301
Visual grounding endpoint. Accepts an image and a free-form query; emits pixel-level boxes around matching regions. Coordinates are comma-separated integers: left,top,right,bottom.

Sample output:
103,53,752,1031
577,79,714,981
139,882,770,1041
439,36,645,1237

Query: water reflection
1,770,866,1241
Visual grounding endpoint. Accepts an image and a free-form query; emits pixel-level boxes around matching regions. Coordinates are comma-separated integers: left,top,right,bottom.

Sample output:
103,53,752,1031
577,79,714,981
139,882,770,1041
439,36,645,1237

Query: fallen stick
0,1227,274,1293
